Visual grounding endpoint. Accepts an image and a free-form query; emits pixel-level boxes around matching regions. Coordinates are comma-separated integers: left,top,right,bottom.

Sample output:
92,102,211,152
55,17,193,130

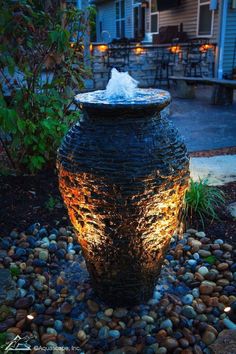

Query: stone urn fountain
57,70,189,305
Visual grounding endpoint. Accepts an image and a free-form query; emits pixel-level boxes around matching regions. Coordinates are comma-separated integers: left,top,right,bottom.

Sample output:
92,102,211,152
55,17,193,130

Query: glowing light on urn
57,88,189,305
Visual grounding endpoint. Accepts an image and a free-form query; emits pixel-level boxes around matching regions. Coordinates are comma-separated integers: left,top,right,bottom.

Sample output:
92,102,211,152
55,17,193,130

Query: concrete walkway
190,155,236,186
164,87,236,185
169,87,236,153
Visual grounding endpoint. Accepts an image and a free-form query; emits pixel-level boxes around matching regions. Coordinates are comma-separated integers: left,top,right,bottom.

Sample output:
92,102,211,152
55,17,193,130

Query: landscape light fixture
199,43,214,52
98,44,108,52
224,302,236,322
134,44,145,55
169,45,181,54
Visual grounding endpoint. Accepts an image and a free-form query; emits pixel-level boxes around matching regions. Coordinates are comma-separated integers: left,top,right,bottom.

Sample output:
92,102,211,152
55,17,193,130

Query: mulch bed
0,169,70,235
188,181,236,246
205,182,236,245
0,168,235,245
190,146,236,158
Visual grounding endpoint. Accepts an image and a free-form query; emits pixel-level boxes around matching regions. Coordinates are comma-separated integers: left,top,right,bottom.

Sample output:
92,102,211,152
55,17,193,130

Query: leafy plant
0,0,94,173
204,255,217,264
10,266,21,277
181,178,225,228
45,195,59,211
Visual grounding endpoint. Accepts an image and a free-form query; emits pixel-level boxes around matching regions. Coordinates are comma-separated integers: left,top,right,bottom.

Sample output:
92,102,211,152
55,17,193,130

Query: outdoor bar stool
154,47,175,88
183,38,210,77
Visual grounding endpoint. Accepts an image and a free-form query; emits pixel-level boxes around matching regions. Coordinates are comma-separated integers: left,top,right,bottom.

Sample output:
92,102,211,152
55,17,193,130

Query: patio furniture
170,75,236,105
183,40,204,77
153,26,179,44
154,47,176,87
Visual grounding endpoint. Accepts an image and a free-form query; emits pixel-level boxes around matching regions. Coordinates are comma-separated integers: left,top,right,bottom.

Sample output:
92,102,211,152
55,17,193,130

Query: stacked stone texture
57,94,189,305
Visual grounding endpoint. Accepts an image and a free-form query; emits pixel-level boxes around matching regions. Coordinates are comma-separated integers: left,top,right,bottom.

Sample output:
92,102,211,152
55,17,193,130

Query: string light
199,44,214,52
134,43,145,55
98,44,108,52
169,45,181,54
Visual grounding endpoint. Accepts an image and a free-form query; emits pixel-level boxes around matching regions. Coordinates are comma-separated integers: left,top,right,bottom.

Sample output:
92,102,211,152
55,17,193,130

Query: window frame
197,0,214,37
149,0,159,34
132,1,146,39
115,0,125,38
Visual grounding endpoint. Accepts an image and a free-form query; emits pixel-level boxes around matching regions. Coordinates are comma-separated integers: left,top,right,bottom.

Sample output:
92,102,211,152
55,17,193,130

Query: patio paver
169,87,236,153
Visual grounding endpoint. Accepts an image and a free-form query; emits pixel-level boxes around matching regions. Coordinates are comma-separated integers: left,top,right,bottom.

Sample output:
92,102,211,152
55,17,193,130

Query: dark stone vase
57,89,189,305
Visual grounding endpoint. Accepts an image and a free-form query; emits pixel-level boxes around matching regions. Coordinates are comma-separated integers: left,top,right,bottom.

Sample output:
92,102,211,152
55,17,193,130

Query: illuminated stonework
57,90,189,305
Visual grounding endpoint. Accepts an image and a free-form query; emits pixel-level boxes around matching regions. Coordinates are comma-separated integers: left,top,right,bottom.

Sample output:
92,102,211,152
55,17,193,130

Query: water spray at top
105,68,138,100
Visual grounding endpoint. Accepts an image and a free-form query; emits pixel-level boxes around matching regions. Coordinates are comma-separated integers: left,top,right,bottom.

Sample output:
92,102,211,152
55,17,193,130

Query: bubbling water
105,68,138,100
75,68,170,106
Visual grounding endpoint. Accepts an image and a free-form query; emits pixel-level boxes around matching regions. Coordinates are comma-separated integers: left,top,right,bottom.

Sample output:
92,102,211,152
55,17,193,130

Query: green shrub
182,178,225,228
10,266,21,277
45,195,59,211
0,0,94,173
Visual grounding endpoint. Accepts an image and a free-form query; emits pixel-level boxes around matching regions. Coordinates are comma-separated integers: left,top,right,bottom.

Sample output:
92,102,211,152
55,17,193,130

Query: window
197,0,214,36
116,0,125,38
133,2,145,39
150,0,159,33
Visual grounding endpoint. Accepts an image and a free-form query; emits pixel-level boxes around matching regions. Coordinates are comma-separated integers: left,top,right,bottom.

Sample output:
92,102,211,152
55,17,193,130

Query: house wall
95,0,220,42
147,0,219,42
96,1,116,41
96,0,133,42
223,5,236,75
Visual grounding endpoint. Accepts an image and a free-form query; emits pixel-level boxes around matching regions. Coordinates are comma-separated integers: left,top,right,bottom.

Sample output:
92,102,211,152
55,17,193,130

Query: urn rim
75,88,171,111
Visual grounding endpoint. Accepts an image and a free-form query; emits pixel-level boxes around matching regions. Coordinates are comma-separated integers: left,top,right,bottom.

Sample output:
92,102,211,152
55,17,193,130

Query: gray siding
148,0,219,42
96,0,219,42
125,0,133,38
96,1,116,41
96,0,133,41
223,6,236,75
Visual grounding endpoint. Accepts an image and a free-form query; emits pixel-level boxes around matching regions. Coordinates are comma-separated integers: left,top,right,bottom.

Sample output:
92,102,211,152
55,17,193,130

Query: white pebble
214,239,224,245
192,288,200,298
47,328,57,335
142,315,154,324
193,253,200,260
188,260,197,266
198,266,209,276
153,291,162,300
195,231,206,238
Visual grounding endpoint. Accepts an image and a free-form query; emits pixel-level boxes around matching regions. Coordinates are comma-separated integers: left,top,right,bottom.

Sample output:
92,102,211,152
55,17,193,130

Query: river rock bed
0,225,236,354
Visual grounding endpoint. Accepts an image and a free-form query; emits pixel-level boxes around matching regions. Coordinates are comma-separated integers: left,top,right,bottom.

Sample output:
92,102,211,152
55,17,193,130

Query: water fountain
57,69,189,305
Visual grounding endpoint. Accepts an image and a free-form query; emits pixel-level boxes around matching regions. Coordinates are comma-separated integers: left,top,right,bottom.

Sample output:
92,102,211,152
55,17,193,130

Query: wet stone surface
0,225,236,353
58,100,189,305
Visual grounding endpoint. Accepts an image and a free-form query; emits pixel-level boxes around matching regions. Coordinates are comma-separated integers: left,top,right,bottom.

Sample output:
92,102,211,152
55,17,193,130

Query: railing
91,39,216,89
